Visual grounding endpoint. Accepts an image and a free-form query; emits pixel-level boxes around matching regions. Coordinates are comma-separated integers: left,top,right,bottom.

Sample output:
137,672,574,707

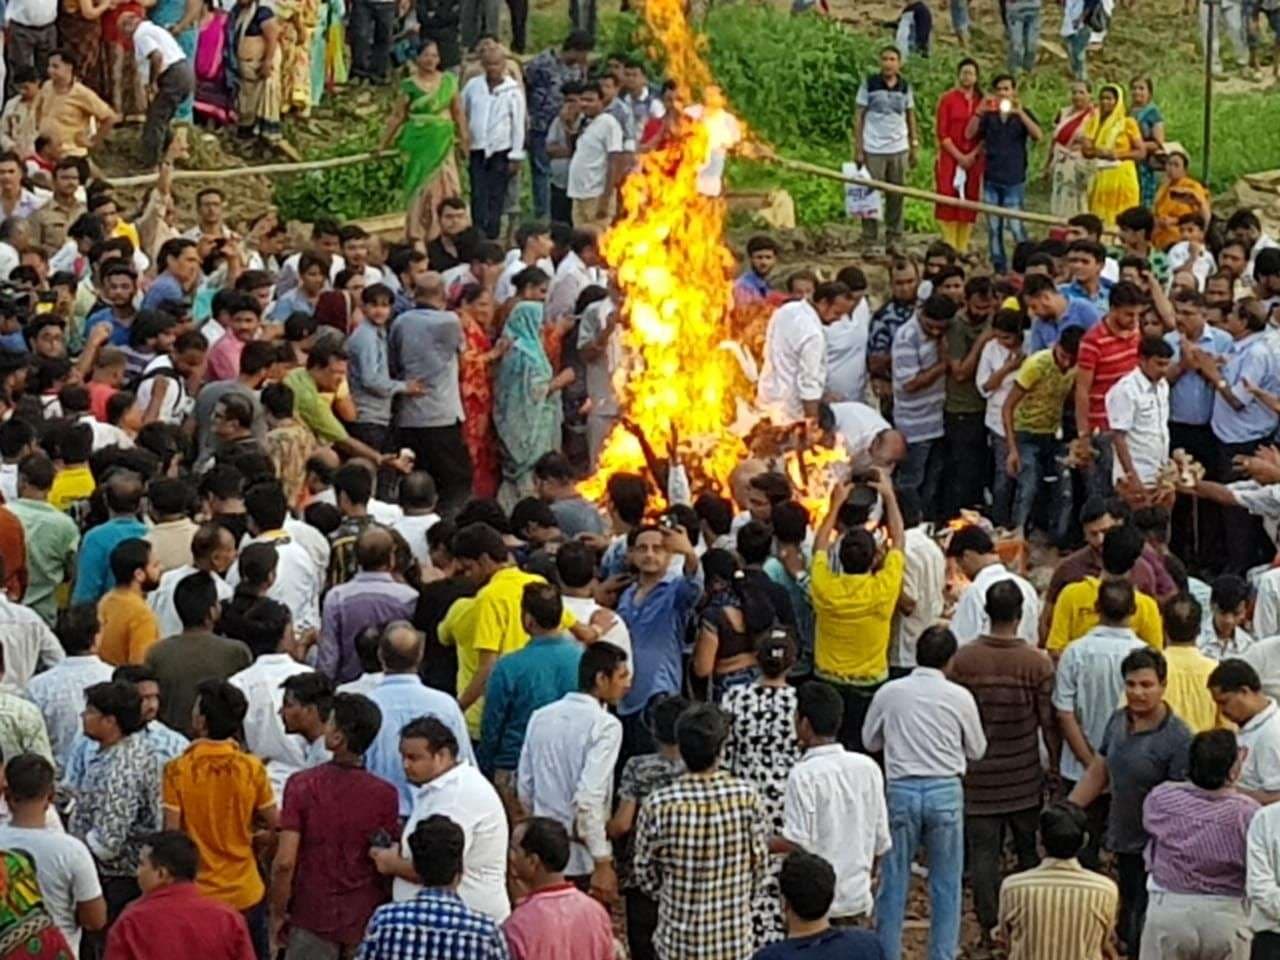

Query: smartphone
369,829,393,848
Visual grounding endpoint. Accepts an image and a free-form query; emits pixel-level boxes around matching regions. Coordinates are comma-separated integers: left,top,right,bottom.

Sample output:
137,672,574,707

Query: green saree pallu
397,72,459,202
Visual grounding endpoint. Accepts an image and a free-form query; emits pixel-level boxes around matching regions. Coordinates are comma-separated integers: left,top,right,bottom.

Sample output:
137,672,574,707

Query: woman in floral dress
457,284,507,498
721,631,802,947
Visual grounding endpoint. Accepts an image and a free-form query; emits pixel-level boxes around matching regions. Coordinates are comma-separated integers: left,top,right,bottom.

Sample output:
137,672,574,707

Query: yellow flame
577,0,848,513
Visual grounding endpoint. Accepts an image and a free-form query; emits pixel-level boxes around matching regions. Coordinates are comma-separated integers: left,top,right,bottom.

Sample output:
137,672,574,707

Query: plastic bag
843,163,883,220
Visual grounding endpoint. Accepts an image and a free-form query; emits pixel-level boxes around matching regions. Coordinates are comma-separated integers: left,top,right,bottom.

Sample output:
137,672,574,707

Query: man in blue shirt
733,235,779,306
1165,289,1232,569
1207,298,1280,573
140,238,199,311
72,471,148,606
753,851,886,960
616,523,701,765
1061,239,1114,313
967,75,1042,275
1024,273,1099,351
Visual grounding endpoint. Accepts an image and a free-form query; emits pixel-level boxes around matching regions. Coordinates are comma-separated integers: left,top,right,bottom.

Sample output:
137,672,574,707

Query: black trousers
1215,436,1275,574
965,807,1041,931
1254,930,1280,959
349,421,398,501
1169,421,1221,575
349,0,395,80
143,61,194,165
1062,778,1110,870
469,150,511,240
944,411,989,516
506,0,529,51
826,679,882,755
1116,851,1148,957
397,423,473,519
625,889,659,960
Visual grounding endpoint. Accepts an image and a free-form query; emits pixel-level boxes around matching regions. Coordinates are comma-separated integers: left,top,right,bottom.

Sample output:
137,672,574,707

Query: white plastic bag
843,163,883,221
895,11,913,59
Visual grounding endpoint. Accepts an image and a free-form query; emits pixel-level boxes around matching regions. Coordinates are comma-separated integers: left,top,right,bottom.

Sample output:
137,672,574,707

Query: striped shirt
948,636,1056,816
998,857,1118,960
1076,318,1139,431
890,316,945,443
1143,781,1258,896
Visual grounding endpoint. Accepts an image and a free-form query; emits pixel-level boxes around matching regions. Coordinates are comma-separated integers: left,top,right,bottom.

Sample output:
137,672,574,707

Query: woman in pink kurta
933,58,984,254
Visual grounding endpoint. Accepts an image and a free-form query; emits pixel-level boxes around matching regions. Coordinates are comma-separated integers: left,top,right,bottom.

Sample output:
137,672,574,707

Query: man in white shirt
460,47,527,240
227,481,321,634
119,12,193,167
1248,794,1280,949
757,282,856,425
494,224,553,305
823,269,873,404
891,488,945,672
0,574,63,691
545,229,600,323
1209,659,1280,804
25,605,111,775
148,523,236,639
567,82,624,233
227,600,316,800
1106,336,1172,490
816,400,907,477
555,545,629,659
372,716,510,920
780,682,889,921
863,626,986,960
0,420,35,503
0,754,105,953
945,524,1040,646
518,642,628,902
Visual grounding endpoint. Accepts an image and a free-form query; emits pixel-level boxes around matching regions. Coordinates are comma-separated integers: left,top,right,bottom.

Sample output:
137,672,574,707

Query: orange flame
577,0,848,515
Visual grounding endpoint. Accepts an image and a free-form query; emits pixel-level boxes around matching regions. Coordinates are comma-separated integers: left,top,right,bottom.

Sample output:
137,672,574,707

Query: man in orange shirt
163,679,278,958
97,539,161,665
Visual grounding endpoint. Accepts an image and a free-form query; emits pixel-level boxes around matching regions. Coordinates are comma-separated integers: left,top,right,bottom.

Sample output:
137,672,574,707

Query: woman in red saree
933,58,983,254
457,284,508,499
1047,81,1095,218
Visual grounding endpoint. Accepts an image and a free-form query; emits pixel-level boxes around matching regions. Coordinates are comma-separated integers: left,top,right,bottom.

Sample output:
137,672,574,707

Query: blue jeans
1067,23,1090,79
1005,4,1041,72
529,130,551,219
989,431,1014,529
898,438,943,521
983,180,1027,274
1012,431,1071,541
1082,430,1115,501
950,0,971,35
876,777,964,960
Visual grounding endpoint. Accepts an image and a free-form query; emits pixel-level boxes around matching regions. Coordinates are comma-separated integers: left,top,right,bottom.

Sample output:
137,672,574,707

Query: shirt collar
803,742,845,760
377,674,422,687
353,571,396,584
422,762,466,794
911,666,946,680
1244,699,1279,733
563,691,604,710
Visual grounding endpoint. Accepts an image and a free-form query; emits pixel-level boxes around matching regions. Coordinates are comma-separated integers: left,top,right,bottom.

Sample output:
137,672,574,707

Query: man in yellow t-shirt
1161,594,1223,732
48,423,95,512
1048,524,1163,656
810,471,905,753
163,679,277,932
98,538,162,665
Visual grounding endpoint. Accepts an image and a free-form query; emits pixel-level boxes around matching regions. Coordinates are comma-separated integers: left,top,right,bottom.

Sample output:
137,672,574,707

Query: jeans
469,150,512,240
950,0,970,35
1140,891,1250,960
944,412,988,516
243,900,269,959
876,777,964,960
898,438,943,521
982,180,1028,274
529,130,551,218
142,61,194,166
989,431,1015,529
1118,852,1149,957
350,0,396,81
1005,3,1042,72
966,807,1040,932
863,151,908,243
1081,429,1115,501
1067,23,1091,79
1012,432,1071,541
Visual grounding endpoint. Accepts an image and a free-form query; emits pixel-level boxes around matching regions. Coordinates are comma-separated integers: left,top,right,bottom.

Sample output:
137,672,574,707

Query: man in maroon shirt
269,691,400,959
1073,280,1145,499
105,832,254,960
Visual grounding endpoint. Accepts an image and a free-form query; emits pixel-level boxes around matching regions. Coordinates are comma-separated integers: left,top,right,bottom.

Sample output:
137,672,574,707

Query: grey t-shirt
192,381,266,468
389,307,464,428
1099,707,1192,854
550,496,605,537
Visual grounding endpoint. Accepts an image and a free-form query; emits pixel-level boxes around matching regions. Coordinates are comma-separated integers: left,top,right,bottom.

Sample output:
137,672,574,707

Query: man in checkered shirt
633,702,769,960
358,815,509,960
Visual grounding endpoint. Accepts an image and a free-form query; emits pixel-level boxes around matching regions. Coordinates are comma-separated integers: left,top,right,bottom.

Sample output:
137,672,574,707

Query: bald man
363,621,475,815
389,271,473,518
317,527,419,684
73,470,150,606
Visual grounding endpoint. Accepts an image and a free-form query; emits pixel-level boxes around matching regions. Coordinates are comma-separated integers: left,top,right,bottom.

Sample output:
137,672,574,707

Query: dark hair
194,679,248,740
141,832,199,882
1162,593,1203,645
770,501,809,546
84,681,144,735
1058,325,1085,357
244,480,289,532
606,473,648,525
675,703,729,772
984,579,1024,625
281,672,334,718
522,582,563,631
533,451,575,484
651,695,689,745
58,604,99,655
1208,658,1262,694
1041,802,1088,858
259,383,294,420
838,528,878,575
1189,729,1239,791
916,626,957,669
1139,336,1174,360
693,492,733,537
4,753,54,803
456,499,511,536
399,715,459,756
409,815,465,886
736,520,773,565
1101,524,1144,576
946,525,994,558
173,572,218,630
333,462,373,507
1115,206,1155,236
746,235,780,256
756,631,796,679
578,640,627,693
1211,574,1251,613
330,692,382,755
1097,578,1137,621
748,471,791,507
451,522,508,563
1109,280,1148,309
1120,647,1167,684
17,452,54,492
517,816,572,872
778,850,837,922
797,681,843,737
511,497,558,537
835,265,867,291
237,541,279,589
109,538,152,587
554,541,597,589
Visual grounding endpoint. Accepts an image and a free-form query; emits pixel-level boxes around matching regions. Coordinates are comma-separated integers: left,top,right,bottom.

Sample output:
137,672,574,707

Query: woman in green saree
380,40,469,245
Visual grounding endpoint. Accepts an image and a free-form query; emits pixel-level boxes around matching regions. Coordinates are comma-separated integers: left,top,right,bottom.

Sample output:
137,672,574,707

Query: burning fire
577,0,847,517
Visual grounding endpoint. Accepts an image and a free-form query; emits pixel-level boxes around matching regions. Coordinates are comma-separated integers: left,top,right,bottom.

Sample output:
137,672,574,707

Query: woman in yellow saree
1081,84,1145,229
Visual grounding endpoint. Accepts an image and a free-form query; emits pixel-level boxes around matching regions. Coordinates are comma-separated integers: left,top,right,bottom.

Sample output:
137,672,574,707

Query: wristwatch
1217,379,1228,390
